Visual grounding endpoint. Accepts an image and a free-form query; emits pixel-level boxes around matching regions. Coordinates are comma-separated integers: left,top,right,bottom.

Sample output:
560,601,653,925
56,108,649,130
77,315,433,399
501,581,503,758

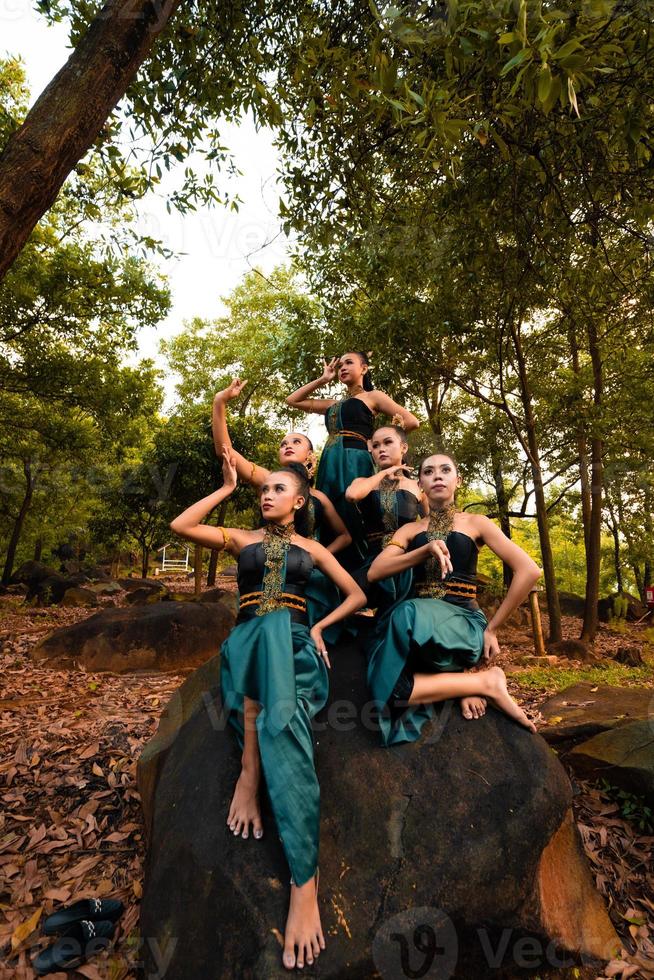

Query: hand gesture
215,378,247,403
222,447,238,490
383,464,412,481
310,625,331,668
482,627,500,663
320,357,340,383
427,538,453,578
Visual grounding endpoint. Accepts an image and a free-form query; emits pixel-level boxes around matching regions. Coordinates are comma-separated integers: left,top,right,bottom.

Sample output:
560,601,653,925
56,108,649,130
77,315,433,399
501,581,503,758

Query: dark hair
417,450,459,477
372,424,410,464
346,350,374,391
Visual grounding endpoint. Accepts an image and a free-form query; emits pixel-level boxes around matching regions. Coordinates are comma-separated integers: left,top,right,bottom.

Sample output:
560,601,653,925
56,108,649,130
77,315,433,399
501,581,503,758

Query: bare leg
409,666,536,733
227,696,264,839
460,696,487,719
283,872,324,970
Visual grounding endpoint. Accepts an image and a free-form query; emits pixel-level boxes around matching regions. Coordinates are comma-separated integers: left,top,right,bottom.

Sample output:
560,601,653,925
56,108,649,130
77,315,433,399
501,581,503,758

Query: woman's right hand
427,539,453,577
382,464,413,481
320,357,340,383
215,378,247,403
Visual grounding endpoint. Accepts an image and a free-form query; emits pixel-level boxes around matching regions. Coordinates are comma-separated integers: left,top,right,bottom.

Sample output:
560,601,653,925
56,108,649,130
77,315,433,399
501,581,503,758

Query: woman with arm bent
286,352,419,569
366,452,541,746
213,379,351,639
344,424,428,613
170,451,366,970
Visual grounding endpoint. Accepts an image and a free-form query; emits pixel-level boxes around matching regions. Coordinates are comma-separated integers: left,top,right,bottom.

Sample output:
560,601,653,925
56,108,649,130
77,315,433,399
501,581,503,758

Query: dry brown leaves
0,596,186,979
1,590,652,978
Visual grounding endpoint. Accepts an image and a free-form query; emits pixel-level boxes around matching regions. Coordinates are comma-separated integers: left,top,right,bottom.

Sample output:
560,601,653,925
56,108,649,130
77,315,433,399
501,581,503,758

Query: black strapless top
325,397,375,449
359,488,421,555
236,542,314,624
410,530,480,610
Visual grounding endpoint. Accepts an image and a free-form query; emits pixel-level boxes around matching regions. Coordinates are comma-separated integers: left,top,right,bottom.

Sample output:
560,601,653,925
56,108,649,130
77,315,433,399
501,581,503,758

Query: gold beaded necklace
416,503,456,599
257,521,295,616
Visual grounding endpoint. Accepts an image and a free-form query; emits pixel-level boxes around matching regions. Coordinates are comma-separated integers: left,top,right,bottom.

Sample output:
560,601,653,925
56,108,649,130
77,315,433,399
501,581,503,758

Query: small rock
547,639,595,663
539,683,654,744
60,586,99,608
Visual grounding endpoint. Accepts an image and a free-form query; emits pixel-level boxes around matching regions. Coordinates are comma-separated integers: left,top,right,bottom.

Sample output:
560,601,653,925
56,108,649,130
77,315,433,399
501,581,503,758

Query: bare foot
283,874,324,969
461,696,487,719
227,766,263,839
483,667,537,733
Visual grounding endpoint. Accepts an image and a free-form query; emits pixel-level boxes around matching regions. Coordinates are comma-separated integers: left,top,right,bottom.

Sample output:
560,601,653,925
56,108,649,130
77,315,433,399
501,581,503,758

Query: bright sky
2,1,294,412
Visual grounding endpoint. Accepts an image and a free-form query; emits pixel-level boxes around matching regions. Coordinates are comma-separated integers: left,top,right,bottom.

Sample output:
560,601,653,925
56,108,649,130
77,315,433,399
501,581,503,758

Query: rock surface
539,683,654,745
32,601,235,673
138,640,618,979
568,721,654,806
60,586,99,607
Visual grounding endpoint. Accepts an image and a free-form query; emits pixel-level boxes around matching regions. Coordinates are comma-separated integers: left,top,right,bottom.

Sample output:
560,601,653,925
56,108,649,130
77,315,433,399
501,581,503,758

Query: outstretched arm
312,489,351,554
285,358,339,415
369,390,420,432
212,381,270,488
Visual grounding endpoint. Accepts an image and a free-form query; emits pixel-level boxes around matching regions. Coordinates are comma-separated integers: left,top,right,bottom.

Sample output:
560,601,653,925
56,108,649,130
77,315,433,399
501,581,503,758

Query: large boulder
137,640,619,979
539,684,654,745
32,600,235,673
568,721,654,807
60,586,98,608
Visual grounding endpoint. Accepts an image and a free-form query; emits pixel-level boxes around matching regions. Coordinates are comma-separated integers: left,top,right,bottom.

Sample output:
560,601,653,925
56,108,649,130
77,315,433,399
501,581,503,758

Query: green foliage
598,780,654,834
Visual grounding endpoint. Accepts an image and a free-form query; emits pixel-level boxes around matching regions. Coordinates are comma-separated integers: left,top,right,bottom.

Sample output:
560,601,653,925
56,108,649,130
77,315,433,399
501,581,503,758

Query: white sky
2,1,296,413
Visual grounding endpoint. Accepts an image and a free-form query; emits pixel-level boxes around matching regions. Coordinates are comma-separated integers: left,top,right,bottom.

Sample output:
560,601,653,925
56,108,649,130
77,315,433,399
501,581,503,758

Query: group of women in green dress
170,351,541,972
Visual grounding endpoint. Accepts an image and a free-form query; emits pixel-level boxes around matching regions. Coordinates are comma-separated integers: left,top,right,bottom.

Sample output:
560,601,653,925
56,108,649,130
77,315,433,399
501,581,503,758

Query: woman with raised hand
366,451,540,746
213,378,351,638
170,449,366,971
344,424,428,613
285,352,419,568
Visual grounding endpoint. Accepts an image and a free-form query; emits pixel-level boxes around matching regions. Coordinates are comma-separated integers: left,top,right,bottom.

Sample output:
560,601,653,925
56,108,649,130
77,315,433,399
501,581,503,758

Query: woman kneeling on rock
170,449,365,970
366,451,541,746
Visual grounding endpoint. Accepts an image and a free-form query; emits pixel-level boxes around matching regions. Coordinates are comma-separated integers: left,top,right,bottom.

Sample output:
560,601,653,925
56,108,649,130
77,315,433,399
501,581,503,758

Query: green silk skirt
367,597,488,747
315,440,375,569
220,608,329,886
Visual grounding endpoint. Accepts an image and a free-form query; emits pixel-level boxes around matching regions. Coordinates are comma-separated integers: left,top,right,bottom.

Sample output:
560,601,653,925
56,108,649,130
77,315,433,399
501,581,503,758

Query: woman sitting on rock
170,449,365,970
366,451,540,746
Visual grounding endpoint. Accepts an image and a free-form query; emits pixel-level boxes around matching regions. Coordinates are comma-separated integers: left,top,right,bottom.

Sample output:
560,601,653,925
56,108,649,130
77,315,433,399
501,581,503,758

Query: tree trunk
1,459,36,585
580,319,603,644
605,496,623,594
141,545,150,580
510,322,562,642
0,0,183,282
568,327,592,554
491,451,513,589
33,536,43,563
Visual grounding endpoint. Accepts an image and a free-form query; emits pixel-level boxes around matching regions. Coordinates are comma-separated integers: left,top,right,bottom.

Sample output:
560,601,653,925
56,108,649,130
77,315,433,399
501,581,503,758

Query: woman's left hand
310,626,331,668
222,447,238,489
482,627,500,662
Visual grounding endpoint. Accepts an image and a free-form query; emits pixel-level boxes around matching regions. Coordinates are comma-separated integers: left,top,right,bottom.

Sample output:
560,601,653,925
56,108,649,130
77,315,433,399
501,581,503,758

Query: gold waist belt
239,590,307,613
415,580,477,599
327,429,368,444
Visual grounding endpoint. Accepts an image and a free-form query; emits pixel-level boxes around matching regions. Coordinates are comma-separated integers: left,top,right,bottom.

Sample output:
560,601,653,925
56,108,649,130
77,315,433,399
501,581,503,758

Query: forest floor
0,579,653,979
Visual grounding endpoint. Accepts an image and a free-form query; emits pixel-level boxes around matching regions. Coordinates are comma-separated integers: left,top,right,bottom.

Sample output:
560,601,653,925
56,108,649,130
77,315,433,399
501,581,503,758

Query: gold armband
387,539,406,551
391,413,404,427
219,526,231,547
249,461,257,482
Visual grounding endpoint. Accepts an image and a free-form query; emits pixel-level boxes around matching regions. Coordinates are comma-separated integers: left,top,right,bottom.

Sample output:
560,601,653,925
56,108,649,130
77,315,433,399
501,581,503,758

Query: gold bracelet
387,539,406,551
219,526,231,546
